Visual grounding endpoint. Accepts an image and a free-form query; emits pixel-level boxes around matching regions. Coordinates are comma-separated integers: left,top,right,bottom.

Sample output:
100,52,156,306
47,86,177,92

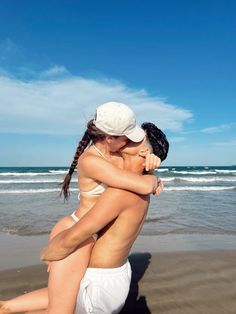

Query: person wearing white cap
93,101,145,142
0,103,163,314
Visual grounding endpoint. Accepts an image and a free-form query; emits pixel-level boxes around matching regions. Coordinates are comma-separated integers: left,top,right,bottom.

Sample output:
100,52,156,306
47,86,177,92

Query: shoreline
1,233,236,270
1,233,236,313
1,250,236,313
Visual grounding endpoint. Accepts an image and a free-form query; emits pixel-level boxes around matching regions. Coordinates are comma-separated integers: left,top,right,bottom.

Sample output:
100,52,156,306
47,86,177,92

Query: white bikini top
80,182,107,196
79,144,108,198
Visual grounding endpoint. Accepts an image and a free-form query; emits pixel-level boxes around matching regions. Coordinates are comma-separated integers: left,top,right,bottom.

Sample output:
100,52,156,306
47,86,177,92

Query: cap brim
125,125,145,142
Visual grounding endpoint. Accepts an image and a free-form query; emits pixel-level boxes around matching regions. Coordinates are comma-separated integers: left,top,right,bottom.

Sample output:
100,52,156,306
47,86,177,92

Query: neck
92,141,122,162
123,155,143,175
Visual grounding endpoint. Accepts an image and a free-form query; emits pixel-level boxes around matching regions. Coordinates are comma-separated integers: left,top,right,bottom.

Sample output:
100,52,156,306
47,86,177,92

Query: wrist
152,176,158,194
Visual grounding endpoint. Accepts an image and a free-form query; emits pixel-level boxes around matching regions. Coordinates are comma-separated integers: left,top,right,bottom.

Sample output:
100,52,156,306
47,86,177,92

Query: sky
0,0,235,166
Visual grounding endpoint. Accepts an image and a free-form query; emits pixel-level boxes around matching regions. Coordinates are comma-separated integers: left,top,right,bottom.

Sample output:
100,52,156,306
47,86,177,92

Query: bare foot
0,302,11,314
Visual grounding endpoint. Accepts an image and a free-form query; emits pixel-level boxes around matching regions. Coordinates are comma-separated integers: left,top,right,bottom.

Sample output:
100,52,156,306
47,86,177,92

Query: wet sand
1,250,236,314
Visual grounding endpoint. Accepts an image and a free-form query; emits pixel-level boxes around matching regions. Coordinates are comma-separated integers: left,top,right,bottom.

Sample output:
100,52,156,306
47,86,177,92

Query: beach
1,166,236,313
1,235,236,314
1,248,236,313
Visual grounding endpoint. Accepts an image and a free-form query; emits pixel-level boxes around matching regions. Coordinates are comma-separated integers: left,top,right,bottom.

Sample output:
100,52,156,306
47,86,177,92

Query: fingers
153,179,164,195
47,262,51,273
145,153,161,172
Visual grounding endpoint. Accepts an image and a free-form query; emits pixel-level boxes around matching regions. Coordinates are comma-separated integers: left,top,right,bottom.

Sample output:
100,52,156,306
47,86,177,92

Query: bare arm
80,155,158,195
41,188,139,262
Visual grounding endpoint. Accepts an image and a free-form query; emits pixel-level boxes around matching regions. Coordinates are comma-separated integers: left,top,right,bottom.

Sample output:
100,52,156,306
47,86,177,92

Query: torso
63,145,147,269
88,189,150,268
74,145,123,218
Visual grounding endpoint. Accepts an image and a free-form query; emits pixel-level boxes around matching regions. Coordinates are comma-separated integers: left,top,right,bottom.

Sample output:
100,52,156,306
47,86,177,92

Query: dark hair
141,122,169,162
60,119,107,200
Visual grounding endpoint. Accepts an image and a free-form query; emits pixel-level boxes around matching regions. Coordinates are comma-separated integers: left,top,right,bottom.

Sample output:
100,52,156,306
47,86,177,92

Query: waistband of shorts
85,260,130,275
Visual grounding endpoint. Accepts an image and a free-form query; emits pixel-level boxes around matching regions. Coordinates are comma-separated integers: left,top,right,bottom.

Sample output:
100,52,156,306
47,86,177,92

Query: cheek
109,142,125,152
121,140,128,147
117,139,128,149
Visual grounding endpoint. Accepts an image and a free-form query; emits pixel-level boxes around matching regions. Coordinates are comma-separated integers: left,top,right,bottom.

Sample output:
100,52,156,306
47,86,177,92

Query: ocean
0,166,235,237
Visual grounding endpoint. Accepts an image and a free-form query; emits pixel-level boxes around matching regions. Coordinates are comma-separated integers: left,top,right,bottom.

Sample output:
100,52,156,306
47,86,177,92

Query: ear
105,136,113,144
139,148,150,157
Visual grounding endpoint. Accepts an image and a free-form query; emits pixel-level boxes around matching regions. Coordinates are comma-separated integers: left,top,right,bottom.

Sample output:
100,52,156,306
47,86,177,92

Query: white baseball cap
93,101,145,142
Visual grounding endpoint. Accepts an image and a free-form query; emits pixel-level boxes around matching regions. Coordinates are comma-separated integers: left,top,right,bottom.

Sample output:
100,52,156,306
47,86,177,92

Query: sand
1,250,236,314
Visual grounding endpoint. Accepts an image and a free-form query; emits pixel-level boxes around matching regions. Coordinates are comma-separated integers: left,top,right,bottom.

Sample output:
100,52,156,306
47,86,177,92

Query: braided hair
60,119,107,200
141,122,169,162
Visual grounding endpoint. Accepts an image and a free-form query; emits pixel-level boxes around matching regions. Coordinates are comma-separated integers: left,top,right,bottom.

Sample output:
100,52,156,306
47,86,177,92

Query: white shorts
75,261,132,314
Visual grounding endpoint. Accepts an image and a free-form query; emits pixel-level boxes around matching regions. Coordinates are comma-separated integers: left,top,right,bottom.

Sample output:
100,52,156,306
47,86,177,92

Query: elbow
143,186,154,195
138,185,153,195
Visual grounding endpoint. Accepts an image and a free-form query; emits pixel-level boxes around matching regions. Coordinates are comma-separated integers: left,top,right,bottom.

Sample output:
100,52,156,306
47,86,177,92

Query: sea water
0,166,235,237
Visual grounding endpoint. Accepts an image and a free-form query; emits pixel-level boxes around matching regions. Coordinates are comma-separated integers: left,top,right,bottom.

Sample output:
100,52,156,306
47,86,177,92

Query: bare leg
0,288,47,314
47,238,94,314
25,240,93,314
0,216,94,314
0,216,70,314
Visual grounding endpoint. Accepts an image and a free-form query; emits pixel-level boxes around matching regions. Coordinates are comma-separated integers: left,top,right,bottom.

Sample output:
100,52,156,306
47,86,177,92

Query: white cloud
201,124,232,134
0,69,192,135
40,65,69,78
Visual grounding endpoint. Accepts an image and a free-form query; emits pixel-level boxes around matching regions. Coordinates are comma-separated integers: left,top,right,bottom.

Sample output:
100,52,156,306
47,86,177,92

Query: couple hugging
1,101,169,314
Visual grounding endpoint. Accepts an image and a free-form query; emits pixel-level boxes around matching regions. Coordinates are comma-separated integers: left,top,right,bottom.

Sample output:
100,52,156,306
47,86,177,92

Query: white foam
0,170,73,176
162,177,175,182
49,170,70,174
171,171,217,175
0,188,78,194
164,186,235,191
215,170,236,174
177,177,236,183
156,168,169,172
0,172,58,176
0,178,77,184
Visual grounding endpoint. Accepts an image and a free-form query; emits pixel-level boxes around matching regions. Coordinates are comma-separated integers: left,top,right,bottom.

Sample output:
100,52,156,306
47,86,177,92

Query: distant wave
160,176,236,183
0,169,77,176
0,178,77,184
0,172,60,176
175,177,236,183
0,188,78,194
49,170,69,174
161,177,175,182
1,227,49,236
164,186,235,191
171,170,217,175
215,170,236,174
166,226,236,236
145,215,172,223
156,168,169,172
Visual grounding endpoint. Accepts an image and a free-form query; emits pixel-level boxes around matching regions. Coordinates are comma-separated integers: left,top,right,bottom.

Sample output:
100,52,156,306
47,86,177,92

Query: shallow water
0,166,235,236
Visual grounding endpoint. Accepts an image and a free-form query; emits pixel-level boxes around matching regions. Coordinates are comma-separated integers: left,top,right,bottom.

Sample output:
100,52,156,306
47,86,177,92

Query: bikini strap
92,144,109,161
71,211,80,222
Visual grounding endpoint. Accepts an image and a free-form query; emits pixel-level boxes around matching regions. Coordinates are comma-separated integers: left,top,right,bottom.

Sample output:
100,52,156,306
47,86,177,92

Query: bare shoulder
100,187,147,206
78,150,105,171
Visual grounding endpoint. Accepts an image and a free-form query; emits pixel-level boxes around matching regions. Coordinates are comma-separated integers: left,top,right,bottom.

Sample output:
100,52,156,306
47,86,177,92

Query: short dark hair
141,122,169,162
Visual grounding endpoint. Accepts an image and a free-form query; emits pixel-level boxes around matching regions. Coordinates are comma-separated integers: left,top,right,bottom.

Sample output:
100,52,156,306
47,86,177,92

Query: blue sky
0,0,235,166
